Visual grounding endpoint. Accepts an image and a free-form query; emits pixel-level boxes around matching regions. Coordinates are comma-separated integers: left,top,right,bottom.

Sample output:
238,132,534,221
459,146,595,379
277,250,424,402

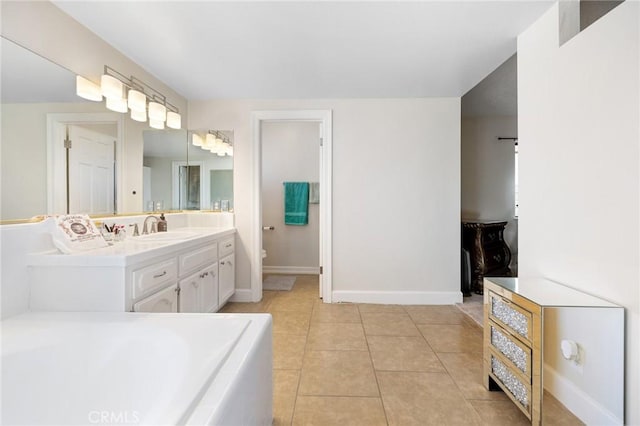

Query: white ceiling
51,1,553,100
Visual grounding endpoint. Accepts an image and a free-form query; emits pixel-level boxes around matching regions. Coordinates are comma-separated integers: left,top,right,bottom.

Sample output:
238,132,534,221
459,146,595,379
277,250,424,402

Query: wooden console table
462,221,511,294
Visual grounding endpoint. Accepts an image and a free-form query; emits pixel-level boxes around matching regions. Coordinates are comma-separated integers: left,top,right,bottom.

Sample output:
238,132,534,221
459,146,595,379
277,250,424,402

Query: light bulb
166,111,181,129
105,97,128,113
128,89,146,112
204,133,216,149
76,76,102,101
149,118,165,129
101,74,123,100
192,134,203,146
130,108,147,122
148,102,167,121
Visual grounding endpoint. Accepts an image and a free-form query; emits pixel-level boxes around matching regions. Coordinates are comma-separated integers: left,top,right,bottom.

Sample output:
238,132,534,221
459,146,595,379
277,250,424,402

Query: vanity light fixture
76,76,102,101
75,65,182,129
210,131,233,156
190,130,233,156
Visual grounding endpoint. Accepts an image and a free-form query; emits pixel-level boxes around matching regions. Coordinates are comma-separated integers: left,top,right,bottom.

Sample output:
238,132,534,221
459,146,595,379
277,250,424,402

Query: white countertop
28,226,235,267
1,311,271,425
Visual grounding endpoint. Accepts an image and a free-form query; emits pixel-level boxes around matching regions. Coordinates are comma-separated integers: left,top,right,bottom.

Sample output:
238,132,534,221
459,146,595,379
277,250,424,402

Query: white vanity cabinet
219,254,235,306
133,284,179,313
179,262,219,313
131,258,178,301
218,236,235,306
28,229,235,314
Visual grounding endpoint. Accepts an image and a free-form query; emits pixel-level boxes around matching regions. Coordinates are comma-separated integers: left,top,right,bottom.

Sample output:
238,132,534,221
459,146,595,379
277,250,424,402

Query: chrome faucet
142,215,159,235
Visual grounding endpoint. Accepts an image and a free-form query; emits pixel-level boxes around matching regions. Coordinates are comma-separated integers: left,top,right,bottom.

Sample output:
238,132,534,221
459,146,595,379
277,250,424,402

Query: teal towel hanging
284,182,309,225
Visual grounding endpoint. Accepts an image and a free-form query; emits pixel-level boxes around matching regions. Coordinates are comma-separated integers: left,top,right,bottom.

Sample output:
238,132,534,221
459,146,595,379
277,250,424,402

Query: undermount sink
134,231,199,242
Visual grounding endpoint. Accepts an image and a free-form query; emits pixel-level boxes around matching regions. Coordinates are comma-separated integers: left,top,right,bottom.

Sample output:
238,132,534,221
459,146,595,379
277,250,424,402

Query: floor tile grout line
358,304,391,426
289,281,318,425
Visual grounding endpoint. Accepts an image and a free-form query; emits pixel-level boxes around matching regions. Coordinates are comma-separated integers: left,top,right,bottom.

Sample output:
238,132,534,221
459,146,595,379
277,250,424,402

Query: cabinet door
178,263,219,313
179,271,201,313
133,284,178,312
201,263,219,313
219,253,235,307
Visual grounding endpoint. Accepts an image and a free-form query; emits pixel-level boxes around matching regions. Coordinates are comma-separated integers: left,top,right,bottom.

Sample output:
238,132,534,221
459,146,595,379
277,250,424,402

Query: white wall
460,116,518,262
518,2,639,424
262,121,319,272
188,98,461,304
143,157,174,210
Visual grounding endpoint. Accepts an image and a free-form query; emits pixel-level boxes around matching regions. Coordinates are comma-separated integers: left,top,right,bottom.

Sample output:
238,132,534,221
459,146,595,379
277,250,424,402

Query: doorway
261,121,320,286
251,110,332,303
47,113,123,215
67,124,116,215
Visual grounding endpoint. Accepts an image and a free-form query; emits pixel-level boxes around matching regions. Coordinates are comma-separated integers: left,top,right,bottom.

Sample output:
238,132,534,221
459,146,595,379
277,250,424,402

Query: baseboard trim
263,266,319,275
332,290,463,305
229,289,253,303
544,365,622,425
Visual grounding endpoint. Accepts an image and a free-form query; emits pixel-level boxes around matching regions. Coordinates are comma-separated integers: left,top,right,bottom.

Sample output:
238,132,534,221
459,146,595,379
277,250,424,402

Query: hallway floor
220,275,582,425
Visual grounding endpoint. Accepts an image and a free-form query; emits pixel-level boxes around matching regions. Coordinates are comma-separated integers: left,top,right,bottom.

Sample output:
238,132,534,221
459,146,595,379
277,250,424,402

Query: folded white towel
309,182,320,204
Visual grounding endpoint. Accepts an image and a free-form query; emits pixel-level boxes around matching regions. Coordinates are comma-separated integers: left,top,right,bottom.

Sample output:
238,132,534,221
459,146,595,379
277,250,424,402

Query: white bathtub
1,312,272,425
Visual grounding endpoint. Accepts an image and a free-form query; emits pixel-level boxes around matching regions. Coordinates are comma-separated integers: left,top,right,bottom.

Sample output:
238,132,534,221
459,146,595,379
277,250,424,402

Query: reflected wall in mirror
142,129,187,212
185,130,234,211
0,37,193,221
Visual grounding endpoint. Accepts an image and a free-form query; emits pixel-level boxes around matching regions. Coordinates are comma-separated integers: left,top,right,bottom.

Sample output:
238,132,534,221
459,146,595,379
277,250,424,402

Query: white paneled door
68,124,115,215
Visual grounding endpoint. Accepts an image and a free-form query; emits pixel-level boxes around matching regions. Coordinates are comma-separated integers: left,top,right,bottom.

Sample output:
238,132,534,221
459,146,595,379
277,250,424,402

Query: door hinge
320,266,323,274
320,137,323,147
64,138,72,149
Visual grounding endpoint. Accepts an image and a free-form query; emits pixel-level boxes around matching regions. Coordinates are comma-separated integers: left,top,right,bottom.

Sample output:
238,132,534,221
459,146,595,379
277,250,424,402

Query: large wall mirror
183,130,234,211
0,36,233,221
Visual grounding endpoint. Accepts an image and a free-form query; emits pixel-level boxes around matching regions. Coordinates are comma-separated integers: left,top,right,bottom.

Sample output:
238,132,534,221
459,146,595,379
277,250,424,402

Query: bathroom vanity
27,226,235,313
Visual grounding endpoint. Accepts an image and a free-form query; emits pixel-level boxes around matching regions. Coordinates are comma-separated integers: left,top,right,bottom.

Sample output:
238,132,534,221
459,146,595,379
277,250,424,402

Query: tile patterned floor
220,275,582,426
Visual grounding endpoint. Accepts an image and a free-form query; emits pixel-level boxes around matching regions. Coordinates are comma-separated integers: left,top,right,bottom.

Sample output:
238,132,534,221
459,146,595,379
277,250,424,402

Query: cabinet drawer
133,284,178,313
490,353,531,417
489,291,533,343
179,243,217,274
489,321,531,377
483,245,511,271
132,258,178,299
481,229,503,245
219,237,234,258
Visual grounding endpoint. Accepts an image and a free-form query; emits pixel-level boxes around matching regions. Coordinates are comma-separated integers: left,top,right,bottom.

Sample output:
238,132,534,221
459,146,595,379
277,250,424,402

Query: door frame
47,112,124,215
251,110,333,303
172,160,205,210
